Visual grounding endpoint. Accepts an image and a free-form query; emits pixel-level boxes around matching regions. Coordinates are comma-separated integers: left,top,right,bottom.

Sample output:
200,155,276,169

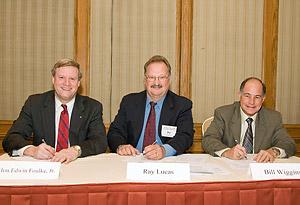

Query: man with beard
107,55,194,160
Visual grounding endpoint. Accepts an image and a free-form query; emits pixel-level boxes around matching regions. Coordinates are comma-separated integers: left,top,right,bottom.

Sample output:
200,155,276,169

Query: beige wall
0,0,299,125
276,0,300,123
192,0,263,122
0,0,74,120
90,0,112,124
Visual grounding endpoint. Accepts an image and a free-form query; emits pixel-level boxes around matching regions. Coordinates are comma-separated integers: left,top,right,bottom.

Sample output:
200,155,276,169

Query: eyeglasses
145,75,169,82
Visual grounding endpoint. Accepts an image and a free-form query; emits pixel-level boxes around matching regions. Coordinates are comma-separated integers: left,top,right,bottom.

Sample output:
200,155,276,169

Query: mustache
151,84,162,88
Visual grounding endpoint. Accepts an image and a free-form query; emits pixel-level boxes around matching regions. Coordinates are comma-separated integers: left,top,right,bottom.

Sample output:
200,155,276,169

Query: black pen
235,140,247,159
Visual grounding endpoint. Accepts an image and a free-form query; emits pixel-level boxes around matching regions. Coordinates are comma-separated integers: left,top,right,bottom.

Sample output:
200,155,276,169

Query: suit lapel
69,94,84,146
230,102,242,143
133,91,147,139
254,109,266,152
159,91,173,137
41,91,56,147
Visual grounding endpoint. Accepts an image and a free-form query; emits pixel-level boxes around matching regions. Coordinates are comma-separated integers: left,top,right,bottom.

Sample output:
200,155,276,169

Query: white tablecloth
0,153,300,186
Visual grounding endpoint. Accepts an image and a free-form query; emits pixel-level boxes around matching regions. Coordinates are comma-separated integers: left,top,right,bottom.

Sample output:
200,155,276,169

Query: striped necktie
56,104,69,152
242,117,254,154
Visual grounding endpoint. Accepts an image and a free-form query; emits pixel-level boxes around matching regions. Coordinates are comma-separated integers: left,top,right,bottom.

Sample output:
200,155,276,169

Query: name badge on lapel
161,125,177,138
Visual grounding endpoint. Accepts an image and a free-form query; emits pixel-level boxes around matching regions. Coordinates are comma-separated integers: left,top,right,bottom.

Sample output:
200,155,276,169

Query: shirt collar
146,95,166,109
240,107,257,122
55,96,76,112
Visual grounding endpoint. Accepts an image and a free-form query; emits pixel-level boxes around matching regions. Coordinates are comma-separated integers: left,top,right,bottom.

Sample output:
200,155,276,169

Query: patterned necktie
143,102,157,150
242,117,254,154
56,104,69,152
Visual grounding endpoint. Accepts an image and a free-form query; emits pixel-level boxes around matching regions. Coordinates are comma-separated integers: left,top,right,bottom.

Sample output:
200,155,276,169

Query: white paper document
161,154,209,164
216,157,256,170
190,162,231,175
163,155,231,175
123,154,157,163
11,156,51,162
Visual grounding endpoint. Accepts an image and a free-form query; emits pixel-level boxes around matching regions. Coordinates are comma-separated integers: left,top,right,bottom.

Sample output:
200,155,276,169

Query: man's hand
221,144,247,160
143,144,165,160
24,143,55,160
117,144,140,156
51,147,78,164
253,148,277,163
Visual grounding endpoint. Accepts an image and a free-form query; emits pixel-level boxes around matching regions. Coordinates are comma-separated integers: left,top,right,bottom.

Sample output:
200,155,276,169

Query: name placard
250,163,300,180
0,161,61,179
126,162,190,181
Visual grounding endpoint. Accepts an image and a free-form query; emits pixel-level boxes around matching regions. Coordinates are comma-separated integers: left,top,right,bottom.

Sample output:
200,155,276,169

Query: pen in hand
151,140,158,146
235,140,247,159
42,139,55,157
42,139,47,145
142,140,158,155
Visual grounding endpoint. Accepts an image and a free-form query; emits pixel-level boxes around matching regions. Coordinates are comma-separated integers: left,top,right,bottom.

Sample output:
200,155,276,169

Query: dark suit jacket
2,90,108,157
107,90,194,155
202,101,297,157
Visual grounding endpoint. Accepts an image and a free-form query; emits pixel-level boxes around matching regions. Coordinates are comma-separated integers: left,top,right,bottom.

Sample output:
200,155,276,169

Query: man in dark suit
107,55,194,160
2,59,107,164
202,77,296,163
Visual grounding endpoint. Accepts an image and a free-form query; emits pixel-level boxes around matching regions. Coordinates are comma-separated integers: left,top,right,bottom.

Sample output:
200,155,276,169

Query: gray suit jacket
2,90,108,157
202,101,296,157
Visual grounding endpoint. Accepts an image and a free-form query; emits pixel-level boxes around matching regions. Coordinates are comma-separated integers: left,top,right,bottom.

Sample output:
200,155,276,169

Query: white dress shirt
12,96,75,156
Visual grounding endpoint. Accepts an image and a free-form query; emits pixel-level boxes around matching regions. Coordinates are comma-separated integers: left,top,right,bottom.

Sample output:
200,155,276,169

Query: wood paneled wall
76,0,299,124
1,0,299,124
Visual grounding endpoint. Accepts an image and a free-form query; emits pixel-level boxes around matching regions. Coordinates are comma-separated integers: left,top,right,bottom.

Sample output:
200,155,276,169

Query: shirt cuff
11,145,33,157
274,147,287,158
215,148,230,157
162,144,176,157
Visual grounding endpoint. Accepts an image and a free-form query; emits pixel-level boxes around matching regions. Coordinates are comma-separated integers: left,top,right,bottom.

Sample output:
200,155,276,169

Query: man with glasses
202,77,296,163
107,55,194,160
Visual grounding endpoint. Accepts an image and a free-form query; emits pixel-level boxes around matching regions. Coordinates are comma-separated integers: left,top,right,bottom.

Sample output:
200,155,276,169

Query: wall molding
74,0,91,96
262,0,279,110
175,0,193,99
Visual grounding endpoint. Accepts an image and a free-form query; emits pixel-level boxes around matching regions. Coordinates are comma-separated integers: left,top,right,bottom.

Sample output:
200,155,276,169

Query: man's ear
262,95,266,102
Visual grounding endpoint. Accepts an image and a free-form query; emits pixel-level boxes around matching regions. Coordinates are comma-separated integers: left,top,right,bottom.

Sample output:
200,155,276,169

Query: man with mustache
107,55,194,160
3,59,107,164
202,77,296,163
